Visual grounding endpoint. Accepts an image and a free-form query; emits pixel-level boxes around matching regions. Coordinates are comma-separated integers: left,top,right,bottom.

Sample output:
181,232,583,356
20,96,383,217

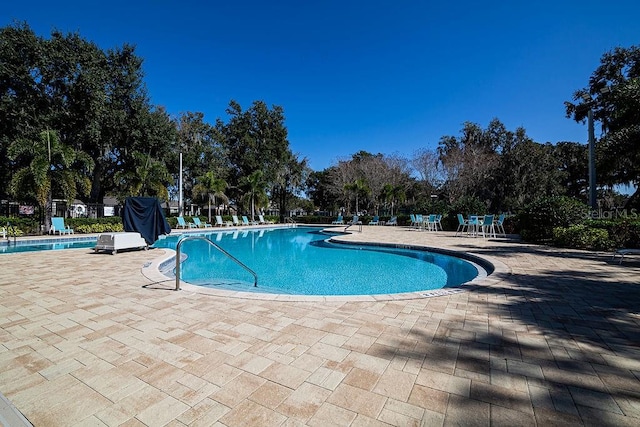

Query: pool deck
1,225,639,426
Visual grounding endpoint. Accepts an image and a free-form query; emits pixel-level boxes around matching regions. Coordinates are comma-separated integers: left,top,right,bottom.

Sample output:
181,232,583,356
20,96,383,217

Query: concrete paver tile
306,402,357,426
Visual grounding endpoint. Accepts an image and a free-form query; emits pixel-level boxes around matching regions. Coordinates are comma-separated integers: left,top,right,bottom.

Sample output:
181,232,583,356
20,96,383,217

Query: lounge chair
176,216,194,229
1,226,5,238
331,215,344,224
612,248,640,264
385,216,398,226
368,215,380,225
192,217,212,228
242,215,257,226
258,214,273,224
215,215,231,227
409,214,417,228
232,215,241,226
50,217,74,235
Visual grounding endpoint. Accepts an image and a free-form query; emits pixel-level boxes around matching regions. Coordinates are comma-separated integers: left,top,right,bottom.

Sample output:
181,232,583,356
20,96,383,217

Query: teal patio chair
331,215,344,224
232,215,241,226
480,215,495,238
368,215,380,225
50,217,74,235
494,213,506,237
455,214,469,236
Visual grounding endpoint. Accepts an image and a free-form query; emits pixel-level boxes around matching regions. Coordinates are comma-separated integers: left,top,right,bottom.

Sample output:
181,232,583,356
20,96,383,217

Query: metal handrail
285,217,296,227
175,236,258,291
344,219,362,233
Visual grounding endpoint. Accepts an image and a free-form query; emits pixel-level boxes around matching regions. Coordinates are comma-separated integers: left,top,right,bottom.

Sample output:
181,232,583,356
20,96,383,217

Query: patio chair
176,216,195,229
494,213,506,237
192,217,212,228
385,216,398,226
331,215,344,224
215,215,231,227
368,215,380,225
409,214,417,228
50,217,74,235
426,214,438,231
455,214,469,236
232,215,241,226
480,214,495,238
434,214,443,231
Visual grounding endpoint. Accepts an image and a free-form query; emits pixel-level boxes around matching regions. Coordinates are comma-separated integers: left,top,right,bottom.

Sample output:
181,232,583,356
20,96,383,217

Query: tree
306,169,340,213
565,45,640,207
192,172,228,222
113,151,170,201
217,100,291,206
172,111,224,210
344,178,370,215
8,129,93,228
241,170,268,222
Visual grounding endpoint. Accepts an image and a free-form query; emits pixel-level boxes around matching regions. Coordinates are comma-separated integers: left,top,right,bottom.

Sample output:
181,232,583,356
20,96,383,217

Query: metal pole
179,152,183,217
588,109,597,210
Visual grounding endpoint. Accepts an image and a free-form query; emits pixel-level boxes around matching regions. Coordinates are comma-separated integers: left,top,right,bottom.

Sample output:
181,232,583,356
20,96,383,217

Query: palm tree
382,183,406,216
344,178,369,214
241,170,268,222
113,151,171,202
193,172,229,222
8,129,93,231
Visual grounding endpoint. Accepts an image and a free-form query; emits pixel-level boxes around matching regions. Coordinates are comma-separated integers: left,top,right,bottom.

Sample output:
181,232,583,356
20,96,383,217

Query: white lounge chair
258,214,273,224
215,215,231,227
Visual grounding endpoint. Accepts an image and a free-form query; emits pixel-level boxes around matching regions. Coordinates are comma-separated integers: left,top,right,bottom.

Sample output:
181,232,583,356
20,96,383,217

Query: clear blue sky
3,1,640,171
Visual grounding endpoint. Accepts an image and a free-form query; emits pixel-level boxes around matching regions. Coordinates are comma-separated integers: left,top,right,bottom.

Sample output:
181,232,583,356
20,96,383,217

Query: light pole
587,108,596,210
582,94,597,210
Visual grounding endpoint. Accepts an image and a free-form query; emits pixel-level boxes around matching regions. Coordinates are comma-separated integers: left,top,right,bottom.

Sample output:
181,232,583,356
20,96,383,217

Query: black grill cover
122,197,171,244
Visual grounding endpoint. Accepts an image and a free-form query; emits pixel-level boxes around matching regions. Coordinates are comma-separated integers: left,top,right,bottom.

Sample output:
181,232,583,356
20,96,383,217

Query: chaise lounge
50,217,74,235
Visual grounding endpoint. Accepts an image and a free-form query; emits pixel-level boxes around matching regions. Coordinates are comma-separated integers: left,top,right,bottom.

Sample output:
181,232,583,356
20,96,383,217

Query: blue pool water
154,227,480,296
0,238,97,254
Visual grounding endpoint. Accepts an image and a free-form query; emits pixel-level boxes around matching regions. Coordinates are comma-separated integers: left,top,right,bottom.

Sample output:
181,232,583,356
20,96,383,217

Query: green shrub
518,196,588,243
74,222,124,234
0,216,40,235
552,225,612,250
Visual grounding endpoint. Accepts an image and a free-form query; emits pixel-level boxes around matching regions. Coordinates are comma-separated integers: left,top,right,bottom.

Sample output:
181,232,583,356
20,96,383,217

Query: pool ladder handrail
344,222,362,233
285,217,297,227
175,235,258,291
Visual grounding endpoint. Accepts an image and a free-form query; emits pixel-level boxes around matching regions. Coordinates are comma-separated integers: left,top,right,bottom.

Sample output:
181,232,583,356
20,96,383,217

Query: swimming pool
154,227,483,296
0,237,97,254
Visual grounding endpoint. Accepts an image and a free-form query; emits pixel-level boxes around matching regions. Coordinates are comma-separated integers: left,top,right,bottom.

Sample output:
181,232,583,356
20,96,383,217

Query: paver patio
1,225,639,426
